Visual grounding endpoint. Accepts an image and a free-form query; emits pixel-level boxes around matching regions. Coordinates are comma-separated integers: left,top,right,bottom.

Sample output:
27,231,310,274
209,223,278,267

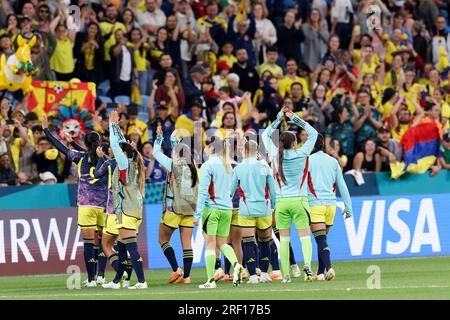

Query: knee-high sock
113,241,128,283
269,239,280,271
220,243,238,267
224,243,233,274
215,258,222,270
280,236,290,277
161,242,178,272
125,258,133,280
83,238,96,282
205,249,216,281
254,238,260,269
258,237,271,273
107,253,119,272
97,239,107,277
123,237,145,283
313,230,331,274
242,236,256,276
274,227,296,266
183,249,193,278
300,235,312,268
93,245,99,277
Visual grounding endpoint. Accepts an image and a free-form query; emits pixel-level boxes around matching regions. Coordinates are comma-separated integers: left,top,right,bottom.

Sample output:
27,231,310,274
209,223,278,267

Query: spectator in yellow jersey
50,21,76,81
257,46,282,79
278,58,309,97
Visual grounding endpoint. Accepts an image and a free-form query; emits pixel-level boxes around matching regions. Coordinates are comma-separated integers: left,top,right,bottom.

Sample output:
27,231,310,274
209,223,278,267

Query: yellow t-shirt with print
197,16,227,33
50,38,74,74
102,22,127,61
257,62,283,79
384,69,404,89
278,76,310,98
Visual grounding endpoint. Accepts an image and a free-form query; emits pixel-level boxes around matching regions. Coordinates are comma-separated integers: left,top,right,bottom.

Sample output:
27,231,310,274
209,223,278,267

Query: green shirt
441,145,450,165
326,121,355,156
355,106,381,144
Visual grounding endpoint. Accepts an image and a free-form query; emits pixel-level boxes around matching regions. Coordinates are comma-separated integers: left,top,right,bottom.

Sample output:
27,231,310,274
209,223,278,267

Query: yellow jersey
50,38,74,74
278,75,310,97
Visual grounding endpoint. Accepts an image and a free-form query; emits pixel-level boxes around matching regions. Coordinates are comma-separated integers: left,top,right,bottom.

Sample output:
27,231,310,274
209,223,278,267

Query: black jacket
109,44,136,83
0,167,18,186
230,63,260,96
73,32,105,84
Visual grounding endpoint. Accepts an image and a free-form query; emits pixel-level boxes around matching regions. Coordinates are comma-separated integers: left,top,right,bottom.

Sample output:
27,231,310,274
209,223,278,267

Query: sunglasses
40,9,49,13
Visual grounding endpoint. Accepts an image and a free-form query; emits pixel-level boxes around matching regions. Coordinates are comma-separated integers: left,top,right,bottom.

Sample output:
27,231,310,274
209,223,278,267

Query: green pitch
1,256,449,300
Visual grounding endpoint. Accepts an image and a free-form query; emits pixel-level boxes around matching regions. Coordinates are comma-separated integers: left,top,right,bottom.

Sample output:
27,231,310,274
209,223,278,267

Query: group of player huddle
43,106,353,290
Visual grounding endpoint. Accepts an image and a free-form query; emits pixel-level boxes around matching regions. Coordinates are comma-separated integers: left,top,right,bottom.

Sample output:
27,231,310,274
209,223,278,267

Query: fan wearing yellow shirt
358,45,379,77
390,95,424,142
383,53,404,89
278,58,309,98
129,27,151,95
218,41,237,69
433,89,450,130
385,29,406,65
127,104,149,144
401,68,424,114
50,23,75,81
257,46,283,79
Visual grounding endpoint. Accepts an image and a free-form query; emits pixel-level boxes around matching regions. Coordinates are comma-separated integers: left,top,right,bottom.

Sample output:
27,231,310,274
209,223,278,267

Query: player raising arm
261,107,318,283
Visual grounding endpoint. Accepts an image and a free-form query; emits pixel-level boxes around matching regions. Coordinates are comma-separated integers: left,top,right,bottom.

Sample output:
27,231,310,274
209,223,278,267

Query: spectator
377,125,403,172
230,47,260,95
257,46,282,79
278,58,309,97
127,103,149,144
141,141,166,184
31,136,58,178
327,137,348,170
252,3,277,65
331,0,354,50
0,153,18,186
109,29,137,98
153,53,173,85
196,2,227,48
276,9,304,65
353,89,383,146
156,68,185,114
438,132,450,171
137,0,167,35
50,16,76,81
227,13,256,67
183,64,206,113
353,138,382,173
302,8,329,73
74,22,105,84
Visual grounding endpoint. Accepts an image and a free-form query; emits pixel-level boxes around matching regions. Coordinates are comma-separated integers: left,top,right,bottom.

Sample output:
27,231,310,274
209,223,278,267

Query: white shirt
331,0,353,24
137,9,166,30
120,46,132,82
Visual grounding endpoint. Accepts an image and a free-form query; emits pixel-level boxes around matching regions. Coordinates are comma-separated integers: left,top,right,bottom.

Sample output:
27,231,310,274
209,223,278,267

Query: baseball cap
443,132,450,142
39,171,57,183
190,65,207,75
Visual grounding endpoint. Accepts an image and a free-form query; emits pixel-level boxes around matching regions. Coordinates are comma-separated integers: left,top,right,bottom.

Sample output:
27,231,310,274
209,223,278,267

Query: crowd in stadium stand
0,0,449,187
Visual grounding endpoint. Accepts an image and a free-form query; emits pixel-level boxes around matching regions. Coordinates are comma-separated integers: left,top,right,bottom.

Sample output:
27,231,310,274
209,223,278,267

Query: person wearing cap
183,64,206,112
148,81,177,154
39,171,57,184
377,126,403,172
126,103,149,144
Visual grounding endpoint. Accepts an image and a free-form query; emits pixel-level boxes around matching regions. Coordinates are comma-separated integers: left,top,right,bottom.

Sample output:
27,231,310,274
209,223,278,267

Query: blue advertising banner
145,193,450,269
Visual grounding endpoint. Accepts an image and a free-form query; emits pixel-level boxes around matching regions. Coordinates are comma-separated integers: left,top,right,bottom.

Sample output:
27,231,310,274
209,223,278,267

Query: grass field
1,256,449,300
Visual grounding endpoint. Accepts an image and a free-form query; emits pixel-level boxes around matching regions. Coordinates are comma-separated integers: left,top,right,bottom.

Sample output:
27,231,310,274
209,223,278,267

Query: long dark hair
120,142,145,194
278,131,296,185
312,133,324,154
85,131,101,166
84,22,101,43
221,111,237,130
173,143,198,187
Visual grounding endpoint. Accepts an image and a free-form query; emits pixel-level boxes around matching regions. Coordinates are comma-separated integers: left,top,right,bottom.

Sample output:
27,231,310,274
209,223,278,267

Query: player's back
307,150,340,204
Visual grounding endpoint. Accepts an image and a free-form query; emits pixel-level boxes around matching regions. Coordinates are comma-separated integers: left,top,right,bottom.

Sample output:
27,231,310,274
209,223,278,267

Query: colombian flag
390,121,442,179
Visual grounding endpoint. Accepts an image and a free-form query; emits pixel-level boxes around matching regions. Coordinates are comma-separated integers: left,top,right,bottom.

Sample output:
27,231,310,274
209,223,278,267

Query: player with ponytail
153,125,199,284
42,114,107,288
194,136,244,289
261,107,318,283
102,111,147,289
